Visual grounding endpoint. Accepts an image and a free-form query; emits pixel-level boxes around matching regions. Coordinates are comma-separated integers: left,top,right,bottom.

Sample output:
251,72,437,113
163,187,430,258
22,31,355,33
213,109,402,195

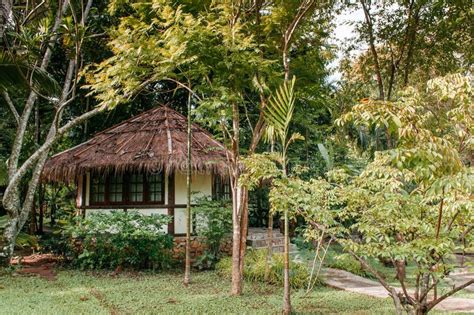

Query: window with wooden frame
212,175,231,201
90,175,106,204
129,173,144,203
148,173,164,203
109,175,123,203
88,172,165,206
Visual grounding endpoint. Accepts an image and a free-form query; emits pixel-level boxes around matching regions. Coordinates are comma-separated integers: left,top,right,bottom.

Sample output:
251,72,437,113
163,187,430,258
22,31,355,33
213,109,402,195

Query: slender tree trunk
361,0,385,100
38,183,44,234
282,219,291,314
264,141,275,281
264,213,273,281
231,101,243,295
282,162,291,314
231,184,243,295
0,0,12,40
238,188,249,277
403,5,421,87
184,91,192,286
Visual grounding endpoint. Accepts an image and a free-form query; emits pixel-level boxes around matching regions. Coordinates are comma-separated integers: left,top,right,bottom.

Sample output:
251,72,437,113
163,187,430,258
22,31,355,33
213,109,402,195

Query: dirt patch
15,263,57,281
10,253,61,281
90,288,119,315
10,253,61,266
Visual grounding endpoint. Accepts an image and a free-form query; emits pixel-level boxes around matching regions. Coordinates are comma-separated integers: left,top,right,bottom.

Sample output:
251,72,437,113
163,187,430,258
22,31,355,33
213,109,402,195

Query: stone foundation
172,235,232,260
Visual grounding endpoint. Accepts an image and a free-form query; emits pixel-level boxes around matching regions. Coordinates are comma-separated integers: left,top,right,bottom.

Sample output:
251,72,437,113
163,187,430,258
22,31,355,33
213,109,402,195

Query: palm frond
317,143,333,171
0,53,60,96
264,76,296,142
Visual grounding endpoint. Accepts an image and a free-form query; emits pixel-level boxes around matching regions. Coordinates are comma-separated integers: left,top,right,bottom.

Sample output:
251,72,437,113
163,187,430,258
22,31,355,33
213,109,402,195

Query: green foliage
64,211,173,270
325,252,370,278
328,74,473,310
264,76,304,161
0,53,60,96
192,197,232,270
265,77,297,144
240,153,282,190
216,249,310,289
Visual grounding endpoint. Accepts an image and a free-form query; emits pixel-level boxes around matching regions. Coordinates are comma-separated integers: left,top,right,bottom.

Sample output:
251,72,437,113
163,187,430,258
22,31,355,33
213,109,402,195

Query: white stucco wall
174,171,212,204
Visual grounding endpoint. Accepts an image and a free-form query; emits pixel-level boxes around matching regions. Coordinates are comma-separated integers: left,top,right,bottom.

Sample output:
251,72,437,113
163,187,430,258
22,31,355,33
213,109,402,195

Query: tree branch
427,279,474,311
7,0,69,178
2,90,19,125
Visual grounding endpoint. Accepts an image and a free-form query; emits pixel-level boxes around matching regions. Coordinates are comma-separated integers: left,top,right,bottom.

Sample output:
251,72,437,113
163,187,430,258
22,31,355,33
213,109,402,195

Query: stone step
247,238,284,248
246,228,283,241
247,233,284,241
249,243,298,254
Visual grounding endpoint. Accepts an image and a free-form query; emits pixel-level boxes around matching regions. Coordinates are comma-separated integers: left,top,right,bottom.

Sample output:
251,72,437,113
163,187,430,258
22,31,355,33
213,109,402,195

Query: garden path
321,268,474,313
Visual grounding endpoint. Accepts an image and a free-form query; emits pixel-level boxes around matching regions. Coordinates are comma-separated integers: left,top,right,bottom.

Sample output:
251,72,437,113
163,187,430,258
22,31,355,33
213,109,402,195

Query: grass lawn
0,268,399,315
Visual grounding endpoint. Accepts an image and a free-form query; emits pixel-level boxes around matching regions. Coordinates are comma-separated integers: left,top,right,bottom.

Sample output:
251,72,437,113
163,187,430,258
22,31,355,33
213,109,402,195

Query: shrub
193,197,232,270
325,253,370,278
65,211,173,270
216,249,310,289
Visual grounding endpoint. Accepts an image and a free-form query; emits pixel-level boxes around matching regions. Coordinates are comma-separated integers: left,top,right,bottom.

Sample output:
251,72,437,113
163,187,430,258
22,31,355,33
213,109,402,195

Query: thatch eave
42,106,231,183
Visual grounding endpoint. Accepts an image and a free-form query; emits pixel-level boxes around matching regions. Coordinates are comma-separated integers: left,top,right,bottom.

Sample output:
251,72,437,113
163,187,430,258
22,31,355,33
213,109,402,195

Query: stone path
449,271,474,293
321,268,474,313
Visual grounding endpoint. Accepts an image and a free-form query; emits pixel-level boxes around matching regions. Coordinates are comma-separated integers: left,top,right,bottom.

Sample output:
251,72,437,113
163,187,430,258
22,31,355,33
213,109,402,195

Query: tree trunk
264,213,273,282
231,184,243,295
360,0,385,100
184,90,192,286
230,100,243,295
282,208,291,314
238,187,249,277
0,0,12,40
0,217,18,266
38,187,44,235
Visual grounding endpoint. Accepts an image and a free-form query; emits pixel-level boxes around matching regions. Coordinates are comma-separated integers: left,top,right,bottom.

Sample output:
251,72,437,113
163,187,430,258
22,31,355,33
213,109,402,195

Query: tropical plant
332,74,474,314
193,197,232,270
216,249,310,289
262,76,304,313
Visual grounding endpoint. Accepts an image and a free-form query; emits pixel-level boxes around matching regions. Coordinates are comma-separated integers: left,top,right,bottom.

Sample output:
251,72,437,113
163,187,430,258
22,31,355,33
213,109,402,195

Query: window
129,173,144,202
89,172,165,205
148,173,164,202
213,176,231,201
91,175,106,203
109,175,123,203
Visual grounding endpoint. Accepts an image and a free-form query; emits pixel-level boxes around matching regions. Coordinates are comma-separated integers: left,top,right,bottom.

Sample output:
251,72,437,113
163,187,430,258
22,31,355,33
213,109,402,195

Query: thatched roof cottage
42,106,231,235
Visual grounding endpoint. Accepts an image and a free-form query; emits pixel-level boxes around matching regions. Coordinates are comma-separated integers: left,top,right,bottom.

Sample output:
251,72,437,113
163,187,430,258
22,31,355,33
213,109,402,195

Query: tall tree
342,0,472,101
86,0,335,295
0,0,111,264
264,77,302,313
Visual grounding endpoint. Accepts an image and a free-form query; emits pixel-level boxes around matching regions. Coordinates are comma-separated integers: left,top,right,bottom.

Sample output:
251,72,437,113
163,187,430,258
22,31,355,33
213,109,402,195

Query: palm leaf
0,53,60,96
264,76,296,142
317,143,333,171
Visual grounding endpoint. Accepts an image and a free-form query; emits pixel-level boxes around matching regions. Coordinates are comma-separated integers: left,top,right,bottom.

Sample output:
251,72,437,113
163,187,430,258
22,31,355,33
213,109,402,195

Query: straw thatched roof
42,106,230,183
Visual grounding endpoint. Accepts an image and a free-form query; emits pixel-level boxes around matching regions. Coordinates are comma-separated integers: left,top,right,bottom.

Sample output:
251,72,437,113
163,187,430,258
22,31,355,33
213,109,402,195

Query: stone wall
172,235,232,260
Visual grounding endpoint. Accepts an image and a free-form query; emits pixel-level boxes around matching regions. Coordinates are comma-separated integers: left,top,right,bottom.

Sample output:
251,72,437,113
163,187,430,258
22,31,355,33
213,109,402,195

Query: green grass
0,269,398,314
